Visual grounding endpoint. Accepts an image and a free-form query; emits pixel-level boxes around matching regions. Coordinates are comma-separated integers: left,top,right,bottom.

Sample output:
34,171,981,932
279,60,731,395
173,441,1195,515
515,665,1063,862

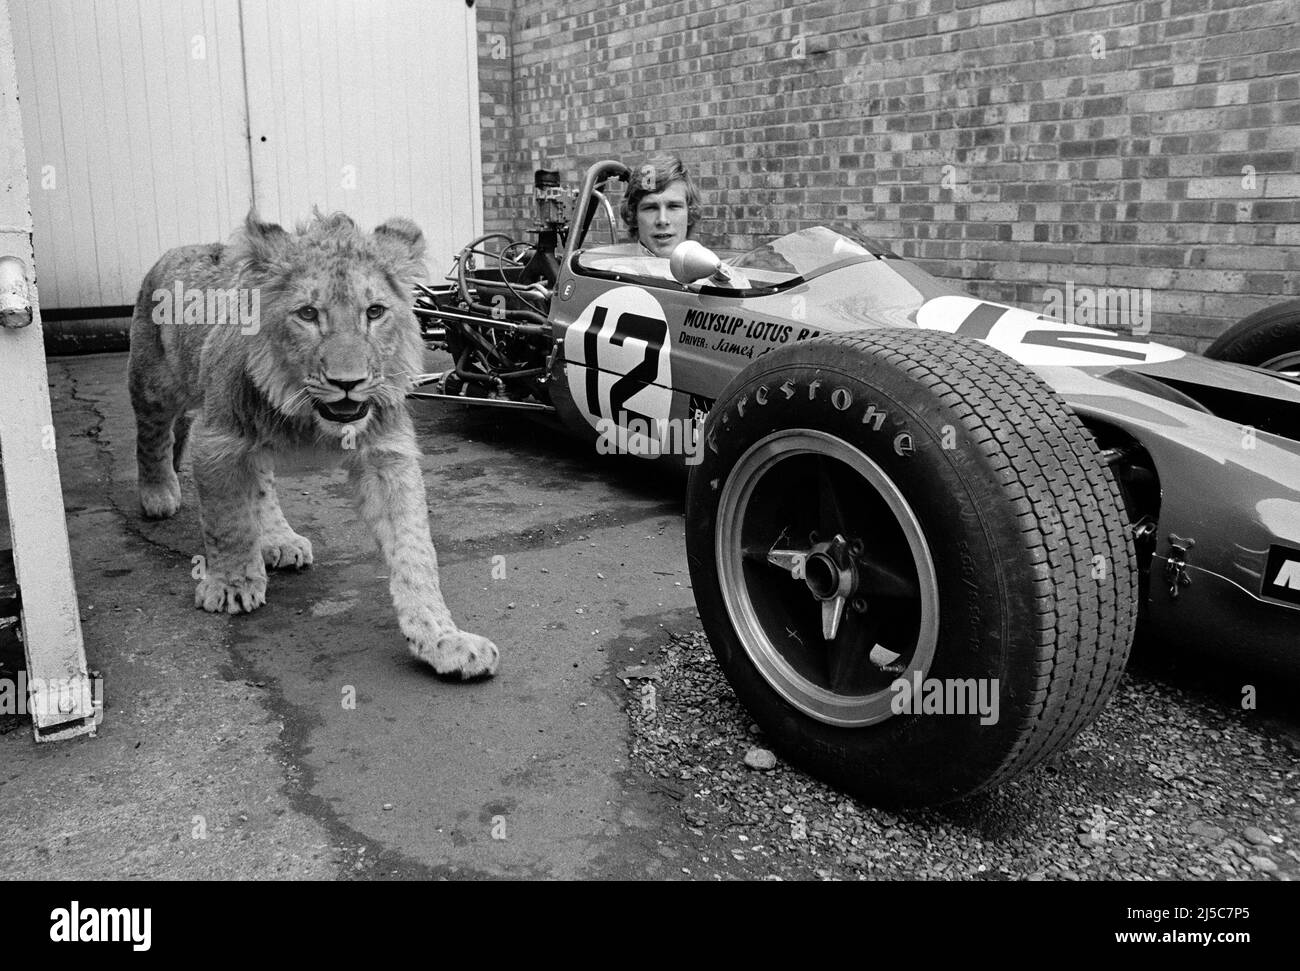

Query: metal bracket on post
0,254,32,329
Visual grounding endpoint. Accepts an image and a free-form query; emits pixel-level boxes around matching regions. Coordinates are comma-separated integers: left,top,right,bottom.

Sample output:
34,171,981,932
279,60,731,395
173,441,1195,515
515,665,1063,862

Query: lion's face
230,212,427,439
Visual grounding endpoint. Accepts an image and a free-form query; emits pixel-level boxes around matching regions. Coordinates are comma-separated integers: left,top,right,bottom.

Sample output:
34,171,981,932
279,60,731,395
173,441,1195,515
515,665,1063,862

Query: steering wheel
461,234,532,273
456,233,549,316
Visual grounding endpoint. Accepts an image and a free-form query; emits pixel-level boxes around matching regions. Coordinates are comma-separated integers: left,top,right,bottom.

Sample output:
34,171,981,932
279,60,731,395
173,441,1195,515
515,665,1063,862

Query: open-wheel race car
411,160,1300,807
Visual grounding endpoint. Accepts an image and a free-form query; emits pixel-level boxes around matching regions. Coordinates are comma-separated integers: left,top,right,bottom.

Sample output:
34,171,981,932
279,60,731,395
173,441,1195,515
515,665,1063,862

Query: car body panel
1047,364,1300,669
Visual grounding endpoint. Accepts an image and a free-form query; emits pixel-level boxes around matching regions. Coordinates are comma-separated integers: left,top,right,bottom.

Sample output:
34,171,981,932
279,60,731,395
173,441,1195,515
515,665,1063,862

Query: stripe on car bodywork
954,301,1007,340
584,304,607,418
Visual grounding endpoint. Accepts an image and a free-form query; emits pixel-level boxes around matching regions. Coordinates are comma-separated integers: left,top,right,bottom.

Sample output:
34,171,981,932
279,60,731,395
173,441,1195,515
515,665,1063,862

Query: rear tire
685,330,1137,806
1204,298,1300,376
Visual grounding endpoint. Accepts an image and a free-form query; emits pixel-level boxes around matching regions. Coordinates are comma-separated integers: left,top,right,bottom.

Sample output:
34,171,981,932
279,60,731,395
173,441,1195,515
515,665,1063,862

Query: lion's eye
295,306,319,322
366,304,387,321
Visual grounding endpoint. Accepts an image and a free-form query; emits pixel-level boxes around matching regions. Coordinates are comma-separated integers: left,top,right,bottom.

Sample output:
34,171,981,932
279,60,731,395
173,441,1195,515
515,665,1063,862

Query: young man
620,155,700,258
598,155,749,287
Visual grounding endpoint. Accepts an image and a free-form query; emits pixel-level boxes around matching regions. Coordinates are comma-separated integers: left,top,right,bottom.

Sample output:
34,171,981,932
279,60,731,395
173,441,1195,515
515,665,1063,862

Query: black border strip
40,305,134,322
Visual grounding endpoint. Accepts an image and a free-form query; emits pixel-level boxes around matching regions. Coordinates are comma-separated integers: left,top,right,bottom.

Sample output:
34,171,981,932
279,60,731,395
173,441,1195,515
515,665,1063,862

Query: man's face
636,180,690,257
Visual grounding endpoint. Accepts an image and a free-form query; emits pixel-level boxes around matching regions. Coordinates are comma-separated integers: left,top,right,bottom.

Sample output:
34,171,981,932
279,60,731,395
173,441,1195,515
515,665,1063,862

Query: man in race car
590,155,749,287
621,154,701,258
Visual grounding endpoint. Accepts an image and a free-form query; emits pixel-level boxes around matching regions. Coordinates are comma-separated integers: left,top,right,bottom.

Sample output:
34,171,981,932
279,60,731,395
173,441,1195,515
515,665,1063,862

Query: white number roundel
565,287,674,448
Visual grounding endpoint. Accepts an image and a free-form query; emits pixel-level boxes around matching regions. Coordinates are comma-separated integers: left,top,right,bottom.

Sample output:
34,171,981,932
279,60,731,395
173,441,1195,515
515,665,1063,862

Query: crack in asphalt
215,634,505,881
435,504,684,561
55,359,186,562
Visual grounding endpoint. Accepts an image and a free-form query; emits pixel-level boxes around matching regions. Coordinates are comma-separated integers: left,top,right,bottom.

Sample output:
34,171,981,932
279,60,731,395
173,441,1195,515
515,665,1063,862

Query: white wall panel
242,0,482,275
11,0,251,308
11,0,481,309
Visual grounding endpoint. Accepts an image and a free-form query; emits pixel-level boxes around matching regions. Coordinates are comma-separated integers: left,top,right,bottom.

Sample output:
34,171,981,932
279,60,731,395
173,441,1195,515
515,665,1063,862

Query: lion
127,210,499,679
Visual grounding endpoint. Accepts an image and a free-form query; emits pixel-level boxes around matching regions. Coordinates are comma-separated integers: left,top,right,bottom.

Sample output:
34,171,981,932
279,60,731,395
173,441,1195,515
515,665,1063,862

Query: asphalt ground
0,350,1295,881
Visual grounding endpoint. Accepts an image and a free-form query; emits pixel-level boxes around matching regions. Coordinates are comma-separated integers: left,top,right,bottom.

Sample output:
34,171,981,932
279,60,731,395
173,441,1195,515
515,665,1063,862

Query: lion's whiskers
265,386,314,437
279,387,311,414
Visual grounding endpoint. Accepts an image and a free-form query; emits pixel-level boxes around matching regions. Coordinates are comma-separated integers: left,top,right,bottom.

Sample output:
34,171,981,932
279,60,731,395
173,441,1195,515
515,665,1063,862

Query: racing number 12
581,305,667,421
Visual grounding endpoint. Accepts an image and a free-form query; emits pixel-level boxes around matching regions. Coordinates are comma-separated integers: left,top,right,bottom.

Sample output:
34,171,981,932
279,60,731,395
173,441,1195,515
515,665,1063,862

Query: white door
10,0,251,309
10,0,482,310
241,0,483,273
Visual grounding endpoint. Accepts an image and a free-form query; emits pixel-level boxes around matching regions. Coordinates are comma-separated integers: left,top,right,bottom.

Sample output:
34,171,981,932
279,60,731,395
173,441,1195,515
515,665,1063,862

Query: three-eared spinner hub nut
803,535,857,603
768,532,865,640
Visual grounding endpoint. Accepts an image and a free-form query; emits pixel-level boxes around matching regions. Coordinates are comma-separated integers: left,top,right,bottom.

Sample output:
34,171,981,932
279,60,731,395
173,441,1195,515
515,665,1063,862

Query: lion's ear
373,217,427,283
230,210,291,276
374,217,425,258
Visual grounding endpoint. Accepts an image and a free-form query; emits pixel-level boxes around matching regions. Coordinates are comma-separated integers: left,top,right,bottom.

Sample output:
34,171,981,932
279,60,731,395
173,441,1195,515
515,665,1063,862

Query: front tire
685,330,1137,807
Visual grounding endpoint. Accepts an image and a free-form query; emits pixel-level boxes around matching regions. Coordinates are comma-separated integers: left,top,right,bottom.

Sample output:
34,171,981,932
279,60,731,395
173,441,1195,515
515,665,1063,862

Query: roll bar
561,160,630,271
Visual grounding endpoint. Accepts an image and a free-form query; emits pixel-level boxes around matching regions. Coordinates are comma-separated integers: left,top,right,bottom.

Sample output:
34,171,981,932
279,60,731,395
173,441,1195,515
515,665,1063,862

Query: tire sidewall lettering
710,373,920,462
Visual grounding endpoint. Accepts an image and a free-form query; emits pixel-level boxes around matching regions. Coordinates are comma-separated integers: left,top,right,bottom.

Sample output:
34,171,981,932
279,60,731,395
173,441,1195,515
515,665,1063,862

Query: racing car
411,160,1300,807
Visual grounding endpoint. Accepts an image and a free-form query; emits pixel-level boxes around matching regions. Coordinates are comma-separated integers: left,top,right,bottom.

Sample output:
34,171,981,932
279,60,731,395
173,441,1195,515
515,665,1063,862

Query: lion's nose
325,376,365,394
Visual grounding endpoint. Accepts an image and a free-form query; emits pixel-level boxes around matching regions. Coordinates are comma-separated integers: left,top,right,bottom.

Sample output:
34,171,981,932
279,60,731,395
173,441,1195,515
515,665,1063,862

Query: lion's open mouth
314,398,372,423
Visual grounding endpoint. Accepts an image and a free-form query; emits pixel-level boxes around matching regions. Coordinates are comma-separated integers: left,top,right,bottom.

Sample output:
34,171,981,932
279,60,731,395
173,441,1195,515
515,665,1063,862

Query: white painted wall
10,0,482,309
11,0,251,308
242,0,484,272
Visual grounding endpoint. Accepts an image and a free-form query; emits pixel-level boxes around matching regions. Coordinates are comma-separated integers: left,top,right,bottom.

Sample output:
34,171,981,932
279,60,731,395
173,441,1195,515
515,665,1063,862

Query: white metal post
0,0,96,740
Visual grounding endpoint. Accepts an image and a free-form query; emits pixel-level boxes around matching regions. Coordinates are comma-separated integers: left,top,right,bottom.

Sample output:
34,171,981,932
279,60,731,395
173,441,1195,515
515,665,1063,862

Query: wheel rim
1259,350,1300,377
715,429,940,727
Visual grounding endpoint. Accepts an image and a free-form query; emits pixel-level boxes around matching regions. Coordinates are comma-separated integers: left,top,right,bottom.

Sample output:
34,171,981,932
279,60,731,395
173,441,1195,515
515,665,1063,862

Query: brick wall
475,0,518,237
474,0,1300,350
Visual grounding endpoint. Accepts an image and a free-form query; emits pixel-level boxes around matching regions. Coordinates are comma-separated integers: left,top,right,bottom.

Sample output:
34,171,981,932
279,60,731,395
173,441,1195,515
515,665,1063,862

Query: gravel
624,630,1299,881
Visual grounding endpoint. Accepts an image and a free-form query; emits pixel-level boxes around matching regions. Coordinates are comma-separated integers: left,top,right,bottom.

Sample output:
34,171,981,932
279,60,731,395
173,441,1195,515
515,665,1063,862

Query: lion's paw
139,479,182,520
261,530,313,570
409,630,500,680
195,571,267,614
